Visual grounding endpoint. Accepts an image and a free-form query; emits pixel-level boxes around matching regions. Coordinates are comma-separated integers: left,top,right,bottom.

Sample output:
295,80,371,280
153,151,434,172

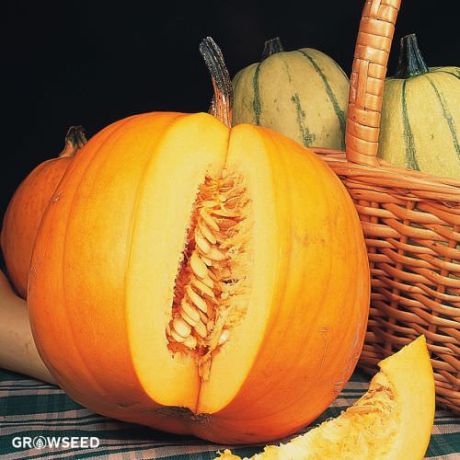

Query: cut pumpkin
218,335,435,460
27,38,370,444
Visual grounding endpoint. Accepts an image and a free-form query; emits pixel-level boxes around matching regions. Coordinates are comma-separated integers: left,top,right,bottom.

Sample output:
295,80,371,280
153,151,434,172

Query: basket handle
346,0,402,166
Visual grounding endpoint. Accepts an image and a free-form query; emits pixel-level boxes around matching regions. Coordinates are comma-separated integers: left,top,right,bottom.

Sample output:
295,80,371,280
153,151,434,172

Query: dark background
2,0,460,222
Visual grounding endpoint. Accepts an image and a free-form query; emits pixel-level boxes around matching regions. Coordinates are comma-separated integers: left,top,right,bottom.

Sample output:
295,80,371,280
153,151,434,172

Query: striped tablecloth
0,369,459,459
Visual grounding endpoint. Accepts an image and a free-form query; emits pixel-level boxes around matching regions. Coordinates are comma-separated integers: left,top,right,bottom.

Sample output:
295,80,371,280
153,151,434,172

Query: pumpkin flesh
28,112,369,444
218,335,435,459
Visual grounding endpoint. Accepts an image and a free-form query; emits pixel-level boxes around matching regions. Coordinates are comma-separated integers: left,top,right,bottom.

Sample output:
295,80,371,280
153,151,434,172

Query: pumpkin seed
207,247,226,261
200,275,214,289
218,218,239,229
194,321,207,338
207,269,219,282
223,186,245,200
201,200,219,208
192,278,215,298
190,252,207,279
173,317,192,338
210,208,240,218
198,221,217,244
223,196,240,208
180,305,200,326
198,310,208,324
195,231,211,253
170,330,186,343
200,208,220,231
186,286,208,313
218,329,230,345
201,255,213,267
183,335,197,349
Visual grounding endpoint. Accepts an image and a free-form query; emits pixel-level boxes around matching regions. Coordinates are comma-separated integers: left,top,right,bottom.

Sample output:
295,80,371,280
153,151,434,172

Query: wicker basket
313,0,460,413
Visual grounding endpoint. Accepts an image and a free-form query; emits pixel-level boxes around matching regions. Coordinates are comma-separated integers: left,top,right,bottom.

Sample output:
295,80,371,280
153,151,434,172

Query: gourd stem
395,34,429,79
261,37,284,60
60,126,87,158
199,37,233,128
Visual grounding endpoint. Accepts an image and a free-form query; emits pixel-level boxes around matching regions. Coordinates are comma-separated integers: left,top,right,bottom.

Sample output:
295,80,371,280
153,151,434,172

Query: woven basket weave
313,0,460,412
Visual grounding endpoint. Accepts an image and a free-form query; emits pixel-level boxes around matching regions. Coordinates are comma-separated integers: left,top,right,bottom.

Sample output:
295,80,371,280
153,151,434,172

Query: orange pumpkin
28,38,369,444
1,127,86,298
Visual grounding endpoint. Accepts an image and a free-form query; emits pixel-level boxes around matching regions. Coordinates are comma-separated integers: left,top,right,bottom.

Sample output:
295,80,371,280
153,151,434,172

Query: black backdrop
2,0,460,222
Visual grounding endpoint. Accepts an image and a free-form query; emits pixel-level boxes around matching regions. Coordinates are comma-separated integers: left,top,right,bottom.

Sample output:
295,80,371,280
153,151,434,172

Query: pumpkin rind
378,35,460,178
233,40,349,150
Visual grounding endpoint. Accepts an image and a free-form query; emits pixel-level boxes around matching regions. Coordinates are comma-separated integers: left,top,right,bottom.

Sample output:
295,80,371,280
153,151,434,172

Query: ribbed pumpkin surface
233,42,349,150
378,35,460,178
1,127,86,298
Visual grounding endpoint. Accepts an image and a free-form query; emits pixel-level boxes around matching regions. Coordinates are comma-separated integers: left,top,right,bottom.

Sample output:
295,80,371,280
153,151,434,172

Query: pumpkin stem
395,34,429,79
261,37,284,60
60,126,87,158
199,37,233,128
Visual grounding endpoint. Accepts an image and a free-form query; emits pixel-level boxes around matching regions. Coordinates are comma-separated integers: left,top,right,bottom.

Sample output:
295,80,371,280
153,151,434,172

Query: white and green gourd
379,34,460,179
232,37,349,150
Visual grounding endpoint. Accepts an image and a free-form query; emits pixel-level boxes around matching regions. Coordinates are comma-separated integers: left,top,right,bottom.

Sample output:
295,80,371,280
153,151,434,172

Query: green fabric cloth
0,369,458,459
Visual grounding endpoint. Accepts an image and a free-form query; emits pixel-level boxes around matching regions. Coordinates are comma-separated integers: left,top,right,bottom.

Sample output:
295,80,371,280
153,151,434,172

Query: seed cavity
166,172,250,379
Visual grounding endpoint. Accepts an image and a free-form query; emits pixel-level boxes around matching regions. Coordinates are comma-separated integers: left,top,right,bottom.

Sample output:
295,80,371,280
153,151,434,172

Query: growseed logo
12,436,100,450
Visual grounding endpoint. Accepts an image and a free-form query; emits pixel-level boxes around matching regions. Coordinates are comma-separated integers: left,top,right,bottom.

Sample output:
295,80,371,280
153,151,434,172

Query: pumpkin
218,335,435,460
1,126,87,298
232,37,349,150
27,38,369,444
378,34,460,178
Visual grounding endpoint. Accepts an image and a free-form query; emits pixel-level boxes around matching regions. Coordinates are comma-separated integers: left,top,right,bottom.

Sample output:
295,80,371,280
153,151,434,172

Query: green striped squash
232,37,349,150
379,34,460,179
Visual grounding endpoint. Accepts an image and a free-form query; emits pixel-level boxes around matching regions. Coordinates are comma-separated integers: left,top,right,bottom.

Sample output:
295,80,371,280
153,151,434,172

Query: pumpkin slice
218,335,435,460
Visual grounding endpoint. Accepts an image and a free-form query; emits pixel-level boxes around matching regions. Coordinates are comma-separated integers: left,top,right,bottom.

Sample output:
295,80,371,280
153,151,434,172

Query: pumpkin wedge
218,335,435,460
28,38,369,444
1,126,87,298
